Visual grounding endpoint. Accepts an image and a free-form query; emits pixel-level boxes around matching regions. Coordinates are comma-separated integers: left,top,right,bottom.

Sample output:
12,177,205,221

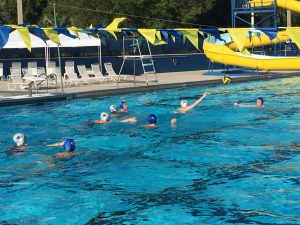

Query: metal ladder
119,36,158,85
135,38,158,85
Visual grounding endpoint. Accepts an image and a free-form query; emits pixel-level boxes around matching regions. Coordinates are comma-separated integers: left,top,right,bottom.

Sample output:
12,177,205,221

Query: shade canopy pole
53,3,64,94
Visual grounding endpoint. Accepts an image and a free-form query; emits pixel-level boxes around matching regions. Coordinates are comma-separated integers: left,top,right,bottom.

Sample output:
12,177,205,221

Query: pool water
0,76,300,225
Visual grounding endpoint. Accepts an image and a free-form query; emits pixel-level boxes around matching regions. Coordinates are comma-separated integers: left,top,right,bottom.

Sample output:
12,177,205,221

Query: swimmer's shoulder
144,124,157,128
177,107,187,113
91,120,110,124
6,146,26,155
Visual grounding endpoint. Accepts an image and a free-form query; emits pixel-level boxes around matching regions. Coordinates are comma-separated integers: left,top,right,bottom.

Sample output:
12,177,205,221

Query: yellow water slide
203,0,300,70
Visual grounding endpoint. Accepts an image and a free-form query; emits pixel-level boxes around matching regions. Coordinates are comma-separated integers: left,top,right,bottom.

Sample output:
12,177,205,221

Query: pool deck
0,69,299,106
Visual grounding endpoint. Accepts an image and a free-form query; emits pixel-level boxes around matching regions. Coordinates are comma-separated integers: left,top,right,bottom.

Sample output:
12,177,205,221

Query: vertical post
17,0,23,24
287,10,292,27
273,0,277,28
96,34,102,74
231,0,235,27
251,12,255,27
53,3,64,94
99,39,102,74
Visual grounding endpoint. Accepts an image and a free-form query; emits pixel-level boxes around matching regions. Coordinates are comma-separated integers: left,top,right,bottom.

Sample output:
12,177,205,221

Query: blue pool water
0,77,300,225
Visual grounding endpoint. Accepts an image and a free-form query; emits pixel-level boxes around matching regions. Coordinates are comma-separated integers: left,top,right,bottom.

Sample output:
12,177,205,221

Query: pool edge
0,72,299,107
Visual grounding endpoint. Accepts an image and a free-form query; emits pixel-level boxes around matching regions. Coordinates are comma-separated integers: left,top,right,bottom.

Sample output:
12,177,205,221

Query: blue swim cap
257,97,264,104
147,114,157,124
63,139,75,152
120,101,127,109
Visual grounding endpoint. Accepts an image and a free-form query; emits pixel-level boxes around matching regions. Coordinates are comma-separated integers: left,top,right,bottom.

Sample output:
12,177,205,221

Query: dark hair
257,97,264,104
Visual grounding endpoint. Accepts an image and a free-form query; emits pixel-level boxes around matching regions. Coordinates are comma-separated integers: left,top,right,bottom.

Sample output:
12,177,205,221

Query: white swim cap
110,105,117,113
180,100,188,108
13,133,26,147
100,112,110,121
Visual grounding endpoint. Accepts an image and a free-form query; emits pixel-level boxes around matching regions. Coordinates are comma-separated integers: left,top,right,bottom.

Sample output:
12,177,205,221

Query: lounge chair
43,65,61,88
64,61,78,86
77,65,100,84
91,63,113,83
65,61,74,67
12,62,21,69
7,67,31,90
104,62,129,81
64,67,85,86
28,61,38,76
23,62,45,78
46,61,58,76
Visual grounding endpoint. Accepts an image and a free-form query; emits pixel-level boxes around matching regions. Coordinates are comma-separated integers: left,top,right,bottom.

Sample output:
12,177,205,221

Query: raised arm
120,117,137,123
234,103,256,108
185,92,207,112
46,141,64,147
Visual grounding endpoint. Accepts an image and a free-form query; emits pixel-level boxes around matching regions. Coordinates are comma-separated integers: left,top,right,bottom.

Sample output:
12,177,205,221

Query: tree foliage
1,0,299,28
0,0,232,28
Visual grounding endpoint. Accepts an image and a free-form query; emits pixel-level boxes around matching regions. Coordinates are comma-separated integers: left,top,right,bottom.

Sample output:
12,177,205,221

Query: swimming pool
0,76,300,225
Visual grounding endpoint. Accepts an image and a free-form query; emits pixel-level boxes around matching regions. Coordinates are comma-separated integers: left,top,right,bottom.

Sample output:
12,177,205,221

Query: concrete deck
0,70,299,106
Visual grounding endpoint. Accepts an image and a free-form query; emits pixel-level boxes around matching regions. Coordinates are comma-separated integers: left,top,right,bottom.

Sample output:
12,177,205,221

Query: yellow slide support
250,0,300,12
203,0,300,70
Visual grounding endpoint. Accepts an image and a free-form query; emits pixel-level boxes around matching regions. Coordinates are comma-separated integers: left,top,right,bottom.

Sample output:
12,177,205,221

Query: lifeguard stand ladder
231,0,277,28
119,35,158,86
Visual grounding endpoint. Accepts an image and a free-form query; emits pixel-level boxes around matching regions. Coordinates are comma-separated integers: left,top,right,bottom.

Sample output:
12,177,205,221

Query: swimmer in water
170,117,177,127
144,114,157,128
92,112,137,124
47,139,76,158
119,101,128,113
110,105,119,116
7,133,27,154
178,92,207,113
234,97,265,108
93,112,111,124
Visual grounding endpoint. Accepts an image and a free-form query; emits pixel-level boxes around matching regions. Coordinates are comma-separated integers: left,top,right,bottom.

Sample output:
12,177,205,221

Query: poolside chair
104,62,129,81
24,62,36,78
37,67,46,76
49,67,63,87
0,63,3,80
7,67,31,90
65,61,75,72
11,62,22,77
64,61,77,86
46,61,58,76
12,62,21,69
77,65,100,84
64,67,85,86
64,60,87,86
39,63,60,88
91,63,113,83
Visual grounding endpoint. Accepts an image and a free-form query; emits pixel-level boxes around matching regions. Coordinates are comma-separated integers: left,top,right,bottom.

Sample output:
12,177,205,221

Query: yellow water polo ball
223,76,231,84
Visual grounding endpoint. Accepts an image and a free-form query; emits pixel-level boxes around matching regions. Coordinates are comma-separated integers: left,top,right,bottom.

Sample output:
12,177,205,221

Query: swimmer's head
100,112,110,121
13,133,26,147
180,100,188,108
120,101,127,110
147,114,157,125
170,118,177,125
257,97,264,107
63,139,75,152
110,105,117,113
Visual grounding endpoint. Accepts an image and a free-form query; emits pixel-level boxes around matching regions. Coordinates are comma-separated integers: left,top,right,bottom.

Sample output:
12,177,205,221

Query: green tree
0,0,233,28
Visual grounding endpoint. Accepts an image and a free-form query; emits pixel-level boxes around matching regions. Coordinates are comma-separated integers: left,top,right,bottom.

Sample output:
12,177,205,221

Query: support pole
287,10,292,27
251,12,255,27
17,0,23,24
53,3,64,94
